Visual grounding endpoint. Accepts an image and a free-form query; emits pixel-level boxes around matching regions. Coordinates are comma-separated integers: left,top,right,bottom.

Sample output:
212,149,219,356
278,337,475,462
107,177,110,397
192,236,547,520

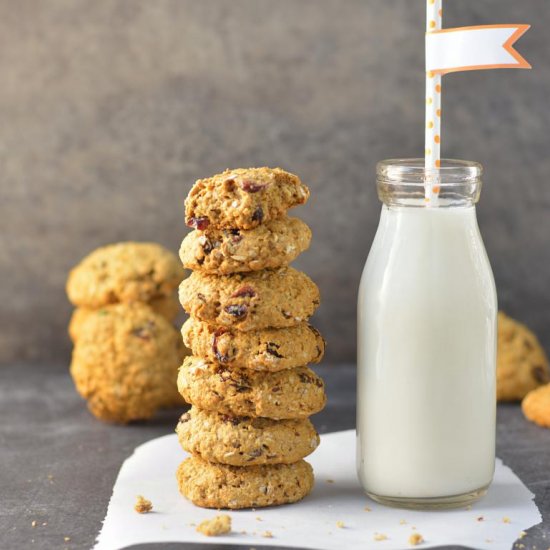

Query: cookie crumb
400,519,408,525
64,537,71,542
31,521,37,528
255,516,262,522
519,531,527,539
326,479,335,484
409,532,424,546
476,516,484,522
42,522,47,526
374,533,388,541
134,495,153,514
196,515,232,537
364,506,372,512
261,531,273,538
336,521,345,529
503,516,511,523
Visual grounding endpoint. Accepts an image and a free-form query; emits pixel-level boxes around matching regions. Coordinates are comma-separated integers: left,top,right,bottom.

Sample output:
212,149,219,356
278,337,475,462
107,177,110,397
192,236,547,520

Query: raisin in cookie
497,311,550,401
69,295,180,342
181,318,325,371
179,267,320,331
70,303,185,423
177,356,326,419
177,456,314,509
522,383,550,428
176,407,319,466
67,242,184,309
185,167,309,230
180,217,311,274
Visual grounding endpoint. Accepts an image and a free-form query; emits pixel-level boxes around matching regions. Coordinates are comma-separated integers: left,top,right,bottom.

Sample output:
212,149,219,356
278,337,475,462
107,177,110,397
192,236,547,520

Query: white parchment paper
94,430,540,550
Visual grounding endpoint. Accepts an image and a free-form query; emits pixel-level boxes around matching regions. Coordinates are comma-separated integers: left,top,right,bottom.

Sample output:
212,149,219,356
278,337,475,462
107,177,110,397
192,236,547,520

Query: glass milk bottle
357,159,497,509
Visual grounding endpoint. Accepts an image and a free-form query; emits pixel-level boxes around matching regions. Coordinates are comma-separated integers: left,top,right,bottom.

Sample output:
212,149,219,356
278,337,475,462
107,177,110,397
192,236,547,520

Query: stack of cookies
67,242,187,423
176,167,326,509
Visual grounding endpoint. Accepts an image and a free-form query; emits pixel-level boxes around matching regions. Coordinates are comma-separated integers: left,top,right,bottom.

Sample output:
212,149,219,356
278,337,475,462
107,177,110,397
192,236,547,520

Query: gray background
1,0,548,365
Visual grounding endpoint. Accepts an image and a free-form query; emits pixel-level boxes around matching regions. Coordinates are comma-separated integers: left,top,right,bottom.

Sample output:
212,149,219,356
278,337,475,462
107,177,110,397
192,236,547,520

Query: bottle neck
376,159,483,208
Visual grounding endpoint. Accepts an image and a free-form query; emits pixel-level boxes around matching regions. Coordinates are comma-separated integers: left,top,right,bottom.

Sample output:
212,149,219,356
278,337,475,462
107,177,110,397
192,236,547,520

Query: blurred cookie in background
68,295,180,342
522,383,550,428
70,303,186,423
66,241,189,422
66,241,184,310
497,311,549,402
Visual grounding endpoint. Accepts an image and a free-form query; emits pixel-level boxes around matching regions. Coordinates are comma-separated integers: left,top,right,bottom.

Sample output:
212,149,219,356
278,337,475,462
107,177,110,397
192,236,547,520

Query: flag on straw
426,24,531,75
424,0,531,201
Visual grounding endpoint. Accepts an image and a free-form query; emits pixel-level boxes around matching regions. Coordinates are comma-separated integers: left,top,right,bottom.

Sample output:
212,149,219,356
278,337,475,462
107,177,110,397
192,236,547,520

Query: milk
357,205,497,504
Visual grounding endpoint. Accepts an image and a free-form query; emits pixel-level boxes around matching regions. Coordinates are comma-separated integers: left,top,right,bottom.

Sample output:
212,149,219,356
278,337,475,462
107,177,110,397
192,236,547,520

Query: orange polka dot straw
425,0,443,202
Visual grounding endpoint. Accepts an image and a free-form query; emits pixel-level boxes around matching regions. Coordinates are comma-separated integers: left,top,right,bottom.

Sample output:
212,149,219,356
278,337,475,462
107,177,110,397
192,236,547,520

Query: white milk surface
357,205,497,499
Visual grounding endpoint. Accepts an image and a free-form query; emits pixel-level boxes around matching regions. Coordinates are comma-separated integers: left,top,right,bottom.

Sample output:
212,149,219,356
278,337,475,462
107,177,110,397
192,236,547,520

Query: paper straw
425,0,443,201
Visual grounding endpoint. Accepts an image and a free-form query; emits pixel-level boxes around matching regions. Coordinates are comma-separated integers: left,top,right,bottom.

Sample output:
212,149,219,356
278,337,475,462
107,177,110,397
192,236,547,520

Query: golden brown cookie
185,167,309,230
180,217,311,274
522,383,550,428
70,303,185,423
177,356,326,419
176,456,314,509
176,407,319,466
69,295,180,342
66,242,184,309
497,311,550,401
179,267,320,331
181,318,325,371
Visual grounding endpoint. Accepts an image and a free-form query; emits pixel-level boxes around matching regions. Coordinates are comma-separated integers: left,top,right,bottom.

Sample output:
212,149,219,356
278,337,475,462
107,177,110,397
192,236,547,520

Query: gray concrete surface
0,363,548,550
1,0,549,365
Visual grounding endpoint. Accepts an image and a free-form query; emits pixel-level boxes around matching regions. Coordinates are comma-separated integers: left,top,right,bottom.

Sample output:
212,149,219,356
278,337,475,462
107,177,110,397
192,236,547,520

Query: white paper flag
426,24,531,75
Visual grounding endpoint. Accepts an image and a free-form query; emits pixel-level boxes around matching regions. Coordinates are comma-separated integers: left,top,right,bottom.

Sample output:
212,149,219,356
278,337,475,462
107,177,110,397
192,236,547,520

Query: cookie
177,356,326,419
180,217,311,274
70,303,185,423
179,267,320,331
67,242,184,309
69,296,180,342
497,311,550,401
176,407,320,466
181,318,325,371
185,167,309,230
522,383,550,428
176,456,314,509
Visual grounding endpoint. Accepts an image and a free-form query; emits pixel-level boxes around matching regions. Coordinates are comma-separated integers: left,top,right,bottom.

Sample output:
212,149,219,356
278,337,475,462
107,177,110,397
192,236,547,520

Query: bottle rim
377,158,482,187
